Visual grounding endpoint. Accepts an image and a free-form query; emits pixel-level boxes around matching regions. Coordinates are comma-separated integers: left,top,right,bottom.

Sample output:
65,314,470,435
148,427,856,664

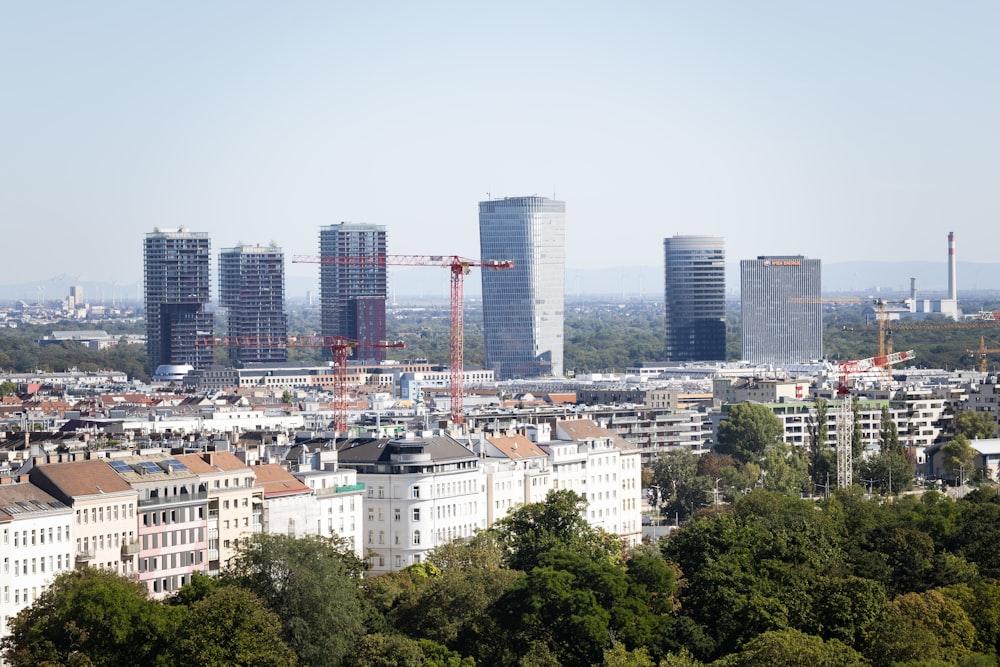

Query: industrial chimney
948,232,957,301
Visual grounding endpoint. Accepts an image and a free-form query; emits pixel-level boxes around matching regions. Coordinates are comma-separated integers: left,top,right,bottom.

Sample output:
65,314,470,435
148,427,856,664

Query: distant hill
3,261,1000,305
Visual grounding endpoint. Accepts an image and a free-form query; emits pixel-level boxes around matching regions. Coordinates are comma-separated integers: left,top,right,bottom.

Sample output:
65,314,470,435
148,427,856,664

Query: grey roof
336,435,476,465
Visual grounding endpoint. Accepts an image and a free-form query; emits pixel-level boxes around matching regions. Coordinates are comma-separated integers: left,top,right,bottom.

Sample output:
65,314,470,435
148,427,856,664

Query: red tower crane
293,254,514,426
197,335,404,433
832,349,916,489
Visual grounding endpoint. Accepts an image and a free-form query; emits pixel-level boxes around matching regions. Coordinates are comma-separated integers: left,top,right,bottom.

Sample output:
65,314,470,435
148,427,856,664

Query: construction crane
790,297,911,357
833,349,916,489
293,254,514,426
842,319,1000,368
967,336,1000,373
197,335,404,433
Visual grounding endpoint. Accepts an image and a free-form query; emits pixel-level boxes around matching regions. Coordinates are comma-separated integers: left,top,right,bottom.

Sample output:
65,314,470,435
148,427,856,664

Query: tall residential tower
663,235,726,362
479,196,565,380
319,223,387,362
143,228,213,374
740,255,822,365
218,244,288,365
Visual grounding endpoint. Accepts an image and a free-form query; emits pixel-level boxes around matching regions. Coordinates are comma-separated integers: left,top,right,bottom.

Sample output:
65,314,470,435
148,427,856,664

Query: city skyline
3,3,998,286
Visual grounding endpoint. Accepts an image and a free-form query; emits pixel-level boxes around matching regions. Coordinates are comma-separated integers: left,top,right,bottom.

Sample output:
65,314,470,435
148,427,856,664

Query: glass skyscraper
479,196,565,380
740,255,822,365
663,235,726,362
218,244,288,365
143,227,214,374
319,223,387,362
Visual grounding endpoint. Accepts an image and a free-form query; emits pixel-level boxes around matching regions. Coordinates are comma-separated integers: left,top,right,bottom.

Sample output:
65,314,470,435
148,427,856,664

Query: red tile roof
251,464,310,498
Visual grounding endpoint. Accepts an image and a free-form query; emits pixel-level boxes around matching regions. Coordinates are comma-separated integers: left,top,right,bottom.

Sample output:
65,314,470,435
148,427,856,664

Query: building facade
319,223,387,362
740,256,822,365
479,196,565,379
143,228,213,374
337,435,485,574
218,244,288,365
663,235,726,362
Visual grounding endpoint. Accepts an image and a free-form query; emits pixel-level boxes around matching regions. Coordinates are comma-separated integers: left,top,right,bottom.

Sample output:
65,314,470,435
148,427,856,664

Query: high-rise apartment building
741,256,822,365
479,196,565,379
218,244,288,365
144,228,213,374
663,235,726,362
319,223,387,362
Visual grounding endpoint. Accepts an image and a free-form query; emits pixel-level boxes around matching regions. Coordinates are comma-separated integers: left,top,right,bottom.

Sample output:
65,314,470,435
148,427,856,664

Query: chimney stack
948,232,957,301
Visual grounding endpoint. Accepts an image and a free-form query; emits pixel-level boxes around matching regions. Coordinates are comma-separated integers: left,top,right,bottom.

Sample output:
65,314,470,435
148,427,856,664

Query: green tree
954,409,997,440
868,589,977,667
493,547,629,667
0,380,15,396
807,398,832,487
171,586,297,667
878,405,902,456
852,396,865,460
716,403,784,463
491,489,620,572
859,451,912,495
223,534,366,667
710,628,868,667
649,449,711,519
0,568,174,667
940,434,977,484
281,390,294,405
759,443,808,496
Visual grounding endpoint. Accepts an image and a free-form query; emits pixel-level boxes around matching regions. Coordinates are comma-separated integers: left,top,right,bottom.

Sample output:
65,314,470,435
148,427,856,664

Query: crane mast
834,349,915,489
293,254,514,426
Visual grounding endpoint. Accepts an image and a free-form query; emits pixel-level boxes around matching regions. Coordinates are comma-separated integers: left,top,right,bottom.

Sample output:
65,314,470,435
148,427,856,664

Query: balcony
75,548,95,564
138,491,209,508
121,541,140,559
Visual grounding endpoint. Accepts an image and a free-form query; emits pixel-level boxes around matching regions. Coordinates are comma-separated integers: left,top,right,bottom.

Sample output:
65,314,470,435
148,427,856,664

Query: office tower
319,223,387,362
663,235,726,362
143,227,213,374
740,256,822,365
479,196,565,379
218,244,288,366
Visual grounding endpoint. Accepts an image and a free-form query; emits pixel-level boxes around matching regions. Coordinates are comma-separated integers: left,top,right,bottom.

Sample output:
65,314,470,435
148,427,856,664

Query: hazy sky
2,1,998,289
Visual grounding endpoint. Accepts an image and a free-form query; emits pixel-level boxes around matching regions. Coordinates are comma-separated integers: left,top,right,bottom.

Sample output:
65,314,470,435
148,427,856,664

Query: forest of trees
9,487,1000,666
2,301,1000,385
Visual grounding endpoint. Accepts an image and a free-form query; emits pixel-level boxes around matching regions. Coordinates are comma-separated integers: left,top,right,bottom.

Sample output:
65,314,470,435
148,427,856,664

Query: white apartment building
0,483,73,639
551,420,643,546
252,463,314,538
337,434,485,574
288,448,365,558
29,459,140,578
478,432,553,524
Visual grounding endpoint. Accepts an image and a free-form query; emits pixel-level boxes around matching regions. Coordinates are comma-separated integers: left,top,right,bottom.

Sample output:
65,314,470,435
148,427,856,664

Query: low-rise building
0,482,73,638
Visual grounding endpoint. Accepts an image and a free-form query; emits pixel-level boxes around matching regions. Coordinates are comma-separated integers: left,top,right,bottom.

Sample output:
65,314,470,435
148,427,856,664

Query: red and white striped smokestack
948,232,957,301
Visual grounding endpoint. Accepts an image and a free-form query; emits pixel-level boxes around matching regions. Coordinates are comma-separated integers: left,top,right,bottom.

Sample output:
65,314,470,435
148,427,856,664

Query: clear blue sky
2,1,998,289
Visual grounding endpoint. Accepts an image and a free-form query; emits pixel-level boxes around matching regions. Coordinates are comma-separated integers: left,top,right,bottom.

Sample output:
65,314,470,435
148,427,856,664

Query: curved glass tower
479,196,565,380
663,235,726,362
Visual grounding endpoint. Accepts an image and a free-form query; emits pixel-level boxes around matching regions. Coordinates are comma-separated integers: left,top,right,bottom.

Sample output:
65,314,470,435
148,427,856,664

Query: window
413,530,421,545
412,486,420,499
412,508,420,522
394,508,400,522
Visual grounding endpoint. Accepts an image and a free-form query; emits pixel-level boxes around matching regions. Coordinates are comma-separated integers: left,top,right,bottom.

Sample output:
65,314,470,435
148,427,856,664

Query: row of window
5,525,71,547
8,554,69,575
141,527,204,550
142,506,205,526
77,531,133,552
76,503,133,524
139,550,204,573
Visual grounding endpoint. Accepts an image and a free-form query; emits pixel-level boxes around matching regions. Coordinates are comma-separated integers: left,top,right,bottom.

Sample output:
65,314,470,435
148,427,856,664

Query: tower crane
967,336,1000,373
832,349,916,489
197,335,404,434
293,254,514,426
789,297,911,357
